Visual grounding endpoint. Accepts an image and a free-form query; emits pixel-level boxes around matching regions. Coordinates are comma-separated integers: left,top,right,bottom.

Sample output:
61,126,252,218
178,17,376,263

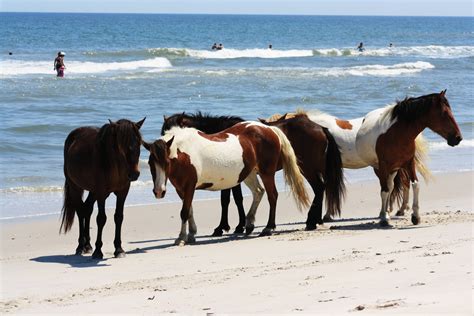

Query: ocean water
1,13,473,220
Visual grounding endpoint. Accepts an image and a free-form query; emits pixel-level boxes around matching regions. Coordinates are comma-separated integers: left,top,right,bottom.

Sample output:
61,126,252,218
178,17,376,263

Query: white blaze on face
153,162,167,199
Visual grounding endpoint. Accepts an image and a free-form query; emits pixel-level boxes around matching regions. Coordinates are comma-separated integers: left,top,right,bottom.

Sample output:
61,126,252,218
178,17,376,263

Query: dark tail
323,128,346,217
389,168,409,211
60,134,83,233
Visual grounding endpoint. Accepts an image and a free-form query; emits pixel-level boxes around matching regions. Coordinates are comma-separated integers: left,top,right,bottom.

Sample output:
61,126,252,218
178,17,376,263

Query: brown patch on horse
197,131,229,142
168,149,198,195
335,119,353,130
196,183,213,190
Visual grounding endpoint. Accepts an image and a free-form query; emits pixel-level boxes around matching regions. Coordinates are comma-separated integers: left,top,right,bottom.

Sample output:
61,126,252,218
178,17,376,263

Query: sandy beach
0,171,472,314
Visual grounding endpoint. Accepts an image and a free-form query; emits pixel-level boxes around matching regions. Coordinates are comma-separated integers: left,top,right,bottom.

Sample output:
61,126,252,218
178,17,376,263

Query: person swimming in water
217,43,223,50
54,51,66,77
357,42,364,52
268,44,273,49
211,43,217,50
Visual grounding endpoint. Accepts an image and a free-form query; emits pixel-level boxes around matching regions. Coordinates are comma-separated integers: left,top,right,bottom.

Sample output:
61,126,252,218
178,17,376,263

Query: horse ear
440,89,447,96
258,118,267,123
166,136,174,148
163,115,168,121
142,140,151,151
108,119,115,125
136,117,146,129
277,113,288,122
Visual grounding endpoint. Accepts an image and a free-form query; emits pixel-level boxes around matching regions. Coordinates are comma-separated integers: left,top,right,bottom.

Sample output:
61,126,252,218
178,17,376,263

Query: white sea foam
179,48,313,59
428,139,474,151
0,57,172,76
146,45,474,59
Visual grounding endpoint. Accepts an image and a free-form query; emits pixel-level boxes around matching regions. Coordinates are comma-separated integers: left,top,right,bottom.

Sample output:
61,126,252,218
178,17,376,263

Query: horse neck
396,117,427,144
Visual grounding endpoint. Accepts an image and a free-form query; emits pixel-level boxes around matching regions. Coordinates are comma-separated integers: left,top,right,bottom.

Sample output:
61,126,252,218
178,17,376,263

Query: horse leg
92,198,107,260
259,174,278,237
378,170,397,227
212,189,231,237
395,185,410,216
75,201,86,256
305,175,324,230
113,187,129,258
83,193,95,254
175,189,194,246
232,185,246,234
187,206,197,244
411,181,421,225
242,171,265,235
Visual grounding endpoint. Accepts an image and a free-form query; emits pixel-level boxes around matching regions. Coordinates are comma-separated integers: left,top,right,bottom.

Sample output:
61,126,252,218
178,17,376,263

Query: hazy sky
1,0,472,16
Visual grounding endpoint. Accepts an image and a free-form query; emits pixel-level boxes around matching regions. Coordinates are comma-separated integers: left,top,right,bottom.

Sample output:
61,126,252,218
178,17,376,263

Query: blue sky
1,0,472,16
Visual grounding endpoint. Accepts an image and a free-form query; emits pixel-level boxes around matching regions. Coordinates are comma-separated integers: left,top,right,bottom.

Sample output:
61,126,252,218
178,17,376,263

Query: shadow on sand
30,254,110,268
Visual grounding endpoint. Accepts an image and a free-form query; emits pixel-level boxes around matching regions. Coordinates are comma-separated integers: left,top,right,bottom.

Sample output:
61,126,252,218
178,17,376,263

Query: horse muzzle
153,189,166,199
128,171,140,181
447,134,462,147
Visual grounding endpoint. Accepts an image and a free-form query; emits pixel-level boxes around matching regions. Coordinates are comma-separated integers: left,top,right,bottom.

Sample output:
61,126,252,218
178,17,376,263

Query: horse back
64,127,100,190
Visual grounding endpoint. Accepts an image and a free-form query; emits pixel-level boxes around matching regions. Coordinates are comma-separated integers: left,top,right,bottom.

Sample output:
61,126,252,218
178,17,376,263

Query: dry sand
1,171,472,314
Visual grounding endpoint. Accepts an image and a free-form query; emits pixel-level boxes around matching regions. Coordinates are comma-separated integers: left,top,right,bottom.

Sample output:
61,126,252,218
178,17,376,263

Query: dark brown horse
144,121,310,244
161,112,247,236
259,113,346,229
60,118,145,259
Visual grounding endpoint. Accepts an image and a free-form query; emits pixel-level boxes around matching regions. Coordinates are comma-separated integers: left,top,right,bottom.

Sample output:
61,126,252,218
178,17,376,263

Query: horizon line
1,11,472,18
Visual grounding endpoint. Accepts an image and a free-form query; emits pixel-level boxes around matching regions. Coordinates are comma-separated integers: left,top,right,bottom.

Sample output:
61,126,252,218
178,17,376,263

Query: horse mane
390,94,438,123
97,119,142,171
162,111,245,135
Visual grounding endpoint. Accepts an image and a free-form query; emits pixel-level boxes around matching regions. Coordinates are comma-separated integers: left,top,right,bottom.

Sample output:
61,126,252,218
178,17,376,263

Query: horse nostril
152,189,157,196
456,135,463,143
161,190,166,198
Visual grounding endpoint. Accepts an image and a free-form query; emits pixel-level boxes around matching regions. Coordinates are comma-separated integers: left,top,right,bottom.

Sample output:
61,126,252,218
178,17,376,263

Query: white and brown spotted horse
299,90,462,226
143,121,310,245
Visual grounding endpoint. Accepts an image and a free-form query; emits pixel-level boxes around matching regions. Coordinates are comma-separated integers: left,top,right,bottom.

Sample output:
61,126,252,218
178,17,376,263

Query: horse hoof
323,215,333,222
259,229,273,237
245,225,255,235
175,239,186,246
233,226,245,234
75,248,84,256
187,235,196,244
84,244,93,254
114,250,126,258
92,250,103,260
223,225,231,232
305,223,317,231
411,215,420,225
379,220,390,227
395,210,405,216
211,228,223,237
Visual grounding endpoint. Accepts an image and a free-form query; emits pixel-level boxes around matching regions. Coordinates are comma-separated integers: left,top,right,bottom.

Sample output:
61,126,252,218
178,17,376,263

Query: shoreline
1,171,472,314
1,169,471,225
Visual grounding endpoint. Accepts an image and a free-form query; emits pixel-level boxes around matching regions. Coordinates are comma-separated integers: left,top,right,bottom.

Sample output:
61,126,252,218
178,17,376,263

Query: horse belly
194,138,245,191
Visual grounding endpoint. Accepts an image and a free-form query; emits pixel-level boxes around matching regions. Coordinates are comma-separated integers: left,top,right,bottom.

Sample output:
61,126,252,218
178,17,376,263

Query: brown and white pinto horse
143,121,310,244
305,90,462,226
61,118,145,259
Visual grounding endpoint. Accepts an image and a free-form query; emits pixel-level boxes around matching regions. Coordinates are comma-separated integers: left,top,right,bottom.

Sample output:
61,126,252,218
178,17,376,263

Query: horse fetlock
323,213,333,222
187,234,196,244
245,224,255,235
92,249,104,260
175,238,186,246
211,228,224,237
234,225,245,234
114,248,125,258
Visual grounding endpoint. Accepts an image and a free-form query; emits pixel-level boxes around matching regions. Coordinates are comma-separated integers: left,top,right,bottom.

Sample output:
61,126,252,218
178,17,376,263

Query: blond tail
414,134,432,182
269,126,310,211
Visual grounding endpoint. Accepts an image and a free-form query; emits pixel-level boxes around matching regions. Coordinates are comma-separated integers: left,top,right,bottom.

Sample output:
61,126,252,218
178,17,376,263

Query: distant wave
140,45,474,59
0,57,172,76
174,61,435,77
429,138,474,151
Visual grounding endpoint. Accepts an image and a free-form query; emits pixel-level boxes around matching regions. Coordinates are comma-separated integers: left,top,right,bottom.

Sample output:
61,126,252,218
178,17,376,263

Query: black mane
391,93,439,123
161,111,245,135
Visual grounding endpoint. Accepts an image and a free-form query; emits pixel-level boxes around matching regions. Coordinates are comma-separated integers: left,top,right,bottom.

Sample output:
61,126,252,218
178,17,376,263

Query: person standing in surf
54,52,66,77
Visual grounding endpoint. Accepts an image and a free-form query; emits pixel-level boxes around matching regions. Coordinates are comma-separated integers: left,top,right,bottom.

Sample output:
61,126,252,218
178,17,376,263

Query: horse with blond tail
143,121,309,244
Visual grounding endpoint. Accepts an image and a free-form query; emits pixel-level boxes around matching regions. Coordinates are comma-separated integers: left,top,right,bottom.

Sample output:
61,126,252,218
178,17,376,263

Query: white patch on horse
162,126,245,191
355,104,397,168
307,111,366,169
153,162,167,198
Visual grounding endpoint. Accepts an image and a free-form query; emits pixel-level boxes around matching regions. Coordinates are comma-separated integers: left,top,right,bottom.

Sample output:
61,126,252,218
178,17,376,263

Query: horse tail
414,134,432,182
269,126,310,211
60,133,83,233
390,168,409,210
322,128,346,218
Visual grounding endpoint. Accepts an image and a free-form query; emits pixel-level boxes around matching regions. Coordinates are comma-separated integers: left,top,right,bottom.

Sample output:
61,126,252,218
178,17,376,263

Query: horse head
143,136,174,198
426,90,462,147
109,117,145,181
161,112,194,136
